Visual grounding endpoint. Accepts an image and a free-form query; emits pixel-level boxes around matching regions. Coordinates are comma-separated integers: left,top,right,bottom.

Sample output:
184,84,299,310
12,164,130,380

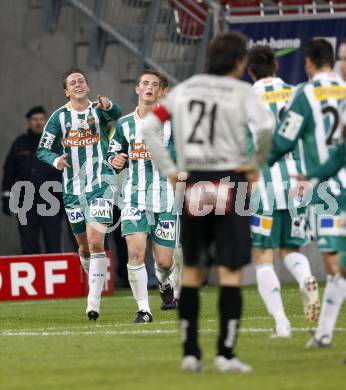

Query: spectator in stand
2,106,64,254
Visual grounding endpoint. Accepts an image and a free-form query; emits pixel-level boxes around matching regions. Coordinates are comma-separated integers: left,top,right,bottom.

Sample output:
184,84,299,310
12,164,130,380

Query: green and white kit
107,108,177,248
268,72,346,251
249,77,308,249
37,100,122,234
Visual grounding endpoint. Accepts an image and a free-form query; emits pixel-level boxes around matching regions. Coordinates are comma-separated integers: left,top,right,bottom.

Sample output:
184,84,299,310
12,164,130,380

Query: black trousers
18,201,63,255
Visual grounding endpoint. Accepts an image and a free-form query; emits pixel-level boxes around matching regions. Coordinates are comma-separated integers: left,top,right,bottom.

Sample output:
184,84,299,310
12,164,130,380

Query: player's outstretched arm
95,95,122,121
306,141,346,184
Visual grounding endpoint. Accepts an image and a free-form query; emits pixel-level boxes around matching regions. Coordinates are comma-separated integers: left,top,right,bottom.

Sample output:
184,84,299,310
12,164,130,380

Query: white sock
155,262,174,286
80,255,90,274
315,275,344,340
283,252,312,288
127,263,151,313
87,252,107,312
171,248,183,299
256,264,288,325
335,273,346,300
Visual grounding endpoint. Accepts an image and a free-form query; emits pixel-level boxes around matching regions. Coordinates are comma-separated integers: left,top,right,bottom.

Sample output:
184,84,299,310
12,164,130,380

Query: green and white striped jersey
37,100,122,195
107,108,176,213
269,72,346,193
252,77,301,211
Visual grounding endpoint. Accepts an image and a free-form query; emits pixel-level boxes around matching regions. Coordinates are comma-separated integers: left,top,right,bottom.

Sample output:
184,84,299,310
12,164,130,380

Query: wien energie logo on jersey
262,89,292,104
313,85,346,101
62,129,100,147
129,142,152,160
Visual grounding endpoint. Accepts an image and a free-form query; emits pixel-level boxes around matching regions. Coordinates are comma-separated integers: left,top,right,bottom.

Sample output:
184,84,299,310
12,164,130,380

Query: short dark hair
248,45,276,80
136,69,165,87
206,31,248,76
62,67,88,89
160,73,169,89
26,105,46,119
305,38,334,69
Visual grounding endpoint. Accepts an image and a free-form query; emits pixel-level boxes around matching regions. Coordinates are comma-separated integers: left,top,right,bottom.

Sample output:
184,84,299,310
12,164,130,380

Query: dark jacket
2,128,62,195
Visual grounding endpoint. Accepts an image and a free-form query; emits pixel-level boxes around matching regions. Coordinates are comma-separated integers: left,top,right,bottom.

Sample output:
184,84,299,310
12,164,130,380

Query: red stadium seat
327,0,346,13
170,0,208,39
223,0,263,16
272,0,316,14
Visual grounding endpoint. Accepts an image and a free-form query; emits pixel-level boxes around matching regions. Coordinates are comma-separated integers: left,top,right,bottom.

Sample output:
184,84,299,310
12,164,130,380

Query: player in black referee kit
142,32,274,372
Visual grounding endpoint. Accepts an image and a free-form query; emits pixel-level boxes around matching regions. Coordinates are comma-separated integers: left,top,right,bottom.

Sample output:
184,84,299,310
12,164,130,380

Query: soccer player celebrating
247,45,320,337
142,32,274,373
267,38,346,347
107,70,177,323
37,68,122,320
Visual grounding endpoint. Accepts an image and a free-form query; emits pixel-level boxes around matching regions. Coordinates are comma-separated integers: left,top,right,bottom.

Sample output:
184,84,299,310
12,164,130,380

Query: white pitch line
0,315,313,334
1,327,346,337
0,288,306,306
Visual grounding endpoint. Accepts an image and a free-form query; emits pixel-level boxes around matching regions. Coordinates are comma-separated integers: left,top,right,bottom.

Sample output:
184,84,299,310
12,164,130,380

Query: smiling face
135,73,162,104
64,73,90,101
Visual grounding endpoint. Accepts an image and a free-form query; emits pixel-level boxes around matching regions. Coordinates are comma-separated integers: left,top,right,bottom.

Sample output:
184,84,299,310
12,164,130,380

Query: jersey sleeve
97,101,122,124
245,90,275,169
36,111,61,168
267,91,306,166
306,142,346,183
107,121,129,169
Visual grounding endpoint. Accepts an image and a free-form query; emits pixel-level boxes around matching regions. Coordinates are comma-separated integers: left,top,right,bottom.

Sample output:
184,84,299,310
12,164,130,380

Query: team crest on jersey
89,198,113,219
129,143,152,160
87,114,95,126
66,207,85,224
155,220,176,241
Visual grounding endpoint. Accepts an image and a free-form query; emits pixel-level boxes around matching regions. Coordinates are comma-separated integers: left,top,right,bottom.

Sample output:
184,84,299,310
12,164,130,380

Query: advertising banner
230,19,346,84
0,252,114,301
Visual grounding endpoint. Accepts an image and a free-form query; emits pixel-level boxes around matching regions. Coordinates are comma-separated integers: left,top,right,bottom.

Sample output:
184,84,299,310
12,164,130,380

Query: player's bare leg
152,242,176,310
255,248,291,338
75,232,90,273
280,248,320,322
126,233,153,323
85,222,107,321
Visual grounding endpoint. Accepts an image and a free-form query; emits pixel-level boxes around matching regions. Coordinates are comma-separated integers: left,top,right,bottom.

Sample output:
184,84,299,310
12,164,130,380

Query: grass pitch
0,285,345,390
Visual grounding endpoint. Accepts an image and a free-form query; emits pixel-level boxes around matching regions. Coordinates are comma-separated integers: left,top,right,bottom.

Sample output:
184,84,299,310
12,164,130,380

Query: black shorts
181,170,251,271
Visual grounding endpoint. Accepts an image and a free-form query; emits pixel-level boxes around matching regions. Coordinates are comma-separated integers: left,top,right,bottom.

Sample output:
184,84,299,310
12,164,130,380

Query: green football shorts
63,185,114,235
251,208,309,249
308,206,346,253
121,207,177,248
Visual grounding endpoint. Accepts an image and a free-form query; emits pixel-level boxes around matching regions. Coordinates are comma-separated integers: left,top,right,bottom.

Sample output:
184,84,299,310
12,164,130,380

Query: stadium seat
170,0,208,39
223,0,263,16
272,0,316,14
327,0,346,13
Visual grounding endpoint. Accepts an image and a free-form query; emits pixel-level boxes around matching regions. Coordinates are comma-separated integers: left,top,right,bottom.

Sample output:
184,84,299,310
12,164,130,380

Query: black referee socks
178,287,201,359
217,286,242,359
